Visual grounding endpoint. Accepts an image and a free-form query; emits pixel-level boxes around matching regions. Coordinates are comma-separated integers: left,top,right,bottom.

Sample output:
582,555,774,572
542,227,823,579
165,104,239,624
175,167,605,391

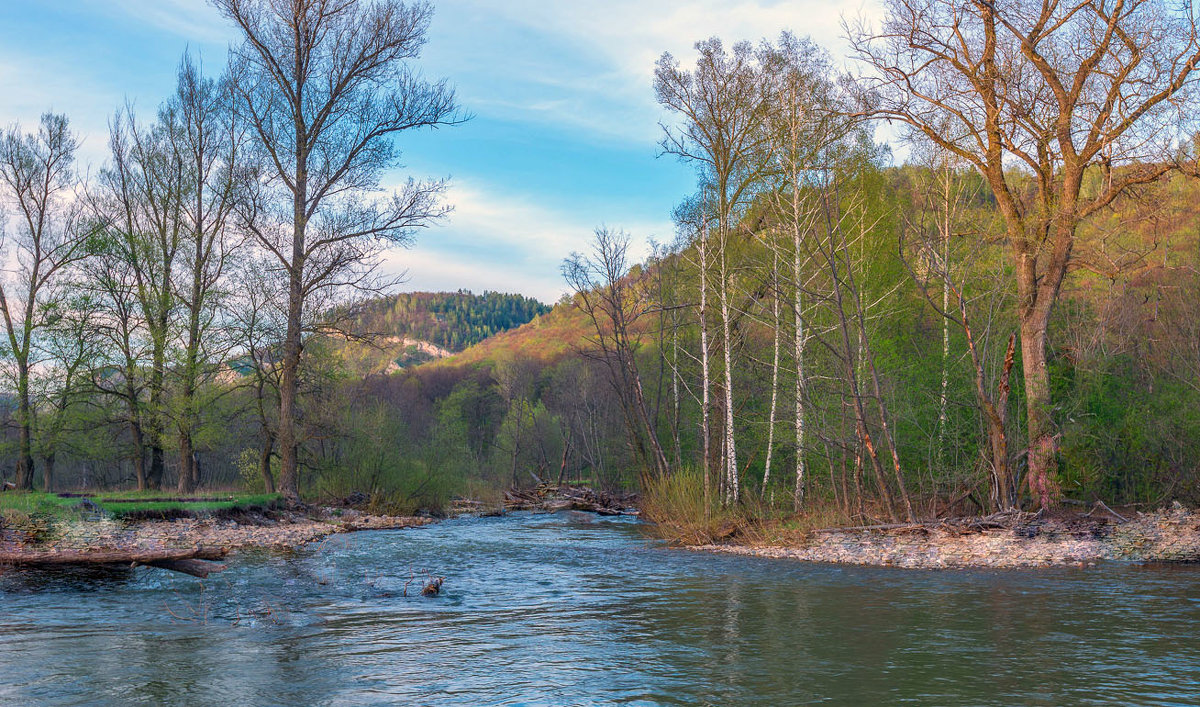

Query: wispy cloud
84,0,233,44
423,0,882,143
382,179,673,302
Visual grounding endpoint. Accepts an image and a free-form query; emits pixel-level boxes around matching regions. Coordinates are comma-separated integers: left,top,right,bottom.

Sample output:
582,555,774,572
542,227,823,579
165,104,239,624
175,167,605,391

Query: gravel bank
1,507,431,561
694,506,1200,569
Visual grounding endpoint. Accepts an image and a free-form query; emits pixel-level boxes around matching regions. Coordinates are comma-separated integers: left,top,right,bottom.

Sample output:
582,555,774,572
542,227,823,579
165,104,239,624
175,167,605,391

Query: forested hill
352,291,551,353
323,291,553,375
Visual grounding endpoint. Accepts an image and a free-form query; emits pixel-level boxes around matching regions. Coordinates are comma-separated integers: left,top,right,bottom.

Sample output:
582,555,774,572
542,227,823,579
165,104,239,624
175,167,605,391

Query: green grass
0,492,81,515
0,490,282,519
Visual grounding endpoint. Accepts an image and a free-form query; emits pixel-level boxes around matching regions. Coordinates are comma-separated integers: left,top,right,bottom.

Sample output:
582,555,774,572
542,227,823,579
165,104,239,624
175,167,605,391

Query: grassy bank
0,491,283,537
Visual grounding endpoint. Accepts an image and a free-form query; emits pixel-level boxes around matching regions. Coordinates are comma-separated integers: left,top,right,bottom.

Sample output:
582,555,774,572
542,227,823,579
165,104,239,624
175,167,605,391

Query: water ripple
1,512,1198,705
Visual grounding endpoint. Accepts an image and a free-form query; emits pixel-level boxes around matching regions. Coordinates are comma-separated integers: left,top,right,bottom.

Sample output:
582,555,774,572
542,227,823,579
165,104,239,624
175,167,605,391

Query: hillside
432,295,593,369
326,291,551,375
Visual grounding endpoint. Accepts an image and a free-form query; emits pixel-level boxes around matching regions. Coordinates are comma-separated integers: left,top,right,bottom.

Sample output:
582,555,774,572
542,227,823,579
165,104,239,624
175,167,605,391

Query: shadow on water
0,511,1198,706
0,564,137,593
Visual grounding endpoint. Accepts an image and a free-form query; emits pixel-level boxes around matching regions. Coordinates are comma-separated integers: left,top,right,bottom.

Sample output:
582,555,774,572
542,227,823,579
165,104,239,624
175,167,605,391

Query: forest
2,0,1200,530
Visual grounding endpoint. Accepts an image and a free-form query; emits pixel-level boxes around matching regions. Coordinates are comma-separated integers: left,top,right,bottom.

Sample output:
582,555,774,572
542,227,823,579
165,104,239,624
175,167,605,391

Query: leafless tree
851,0,1200,506
96,105,185,490
212,0,464,501
0,114,89,489
163,54,247,493
563,228,670,484
34,290,103,492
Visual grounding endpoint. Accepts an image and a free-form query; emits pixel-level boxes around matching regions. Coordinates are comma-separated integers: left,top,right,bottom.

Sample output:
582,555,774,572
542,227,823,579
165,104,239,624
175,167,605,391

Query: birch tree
759,33,845,510
656,38,773,505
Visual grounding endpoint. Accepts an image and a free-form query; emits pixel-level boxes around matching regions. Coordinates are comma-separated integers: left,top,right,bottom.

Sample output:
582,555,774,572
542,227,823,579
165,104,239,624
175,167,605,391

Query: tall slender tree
212,0,463,501
163,54,246,493
656,38,773,504
0,114,89,490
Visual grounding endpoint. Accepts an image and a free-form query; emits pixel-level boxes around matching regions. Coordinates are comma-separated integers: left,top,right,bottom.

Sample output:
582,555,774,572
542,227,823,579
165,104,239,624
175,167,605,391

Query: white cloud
86,0,233,44
423,0,883,143
380,179,673,302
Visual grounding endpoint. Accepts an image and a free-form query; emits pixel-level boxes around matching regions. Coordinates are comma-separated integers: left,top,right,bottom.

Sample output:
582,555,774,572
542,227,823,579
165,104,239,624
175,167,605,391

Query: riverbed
1,512,1197,705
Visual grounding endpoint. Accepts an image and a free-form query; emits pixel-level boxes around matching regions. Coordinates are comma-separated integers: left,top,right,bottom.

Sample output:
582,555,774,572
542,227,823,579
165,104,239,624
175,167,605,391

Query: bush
640,467,759,545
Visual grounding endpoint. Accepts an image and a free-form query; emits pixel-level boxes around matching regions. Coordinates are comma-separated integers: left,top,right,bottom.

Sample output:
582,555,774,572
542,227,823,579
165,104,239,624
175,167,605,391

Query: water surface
1,512,1197,705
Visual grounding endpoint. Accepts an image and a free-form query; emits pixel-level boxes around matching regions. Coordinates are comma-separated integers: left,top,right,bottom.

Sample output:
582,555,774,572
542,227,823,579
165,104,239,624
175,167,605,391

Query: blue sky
0,0,879,303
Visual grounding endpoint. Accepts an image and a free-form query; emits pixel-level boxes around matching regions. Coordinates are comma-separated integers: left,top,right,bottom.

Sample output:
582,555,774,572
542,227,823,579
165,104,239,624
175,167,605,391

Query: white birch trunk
699,231,712,513
763,249,781,498
719,229,739,505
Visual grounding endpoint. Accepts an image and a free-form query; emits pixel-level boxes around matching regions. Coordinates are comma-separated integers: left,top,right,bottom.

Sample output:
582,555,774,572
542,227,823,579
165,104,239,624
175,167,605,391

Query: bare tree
96,105,185,490
83,235,153,490
34,290,102,492
0,114,89,490
212,0,463,501
852,0,1200,506
229,253,287,493
163,54,246,493
563,228,670,484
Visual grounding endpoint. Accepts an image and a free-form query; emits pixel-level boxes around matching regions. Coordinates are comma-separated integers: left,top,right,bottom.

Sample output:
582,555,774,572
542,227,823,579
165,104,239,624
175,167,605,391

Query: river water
0,512,1197,705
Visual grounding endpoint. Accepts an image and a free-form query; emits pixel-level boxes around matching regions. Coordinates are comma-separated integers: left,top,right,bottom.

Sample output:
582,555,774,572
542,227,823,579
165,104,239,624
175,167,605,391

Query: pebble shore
694,506,1200,569
3,507,431,560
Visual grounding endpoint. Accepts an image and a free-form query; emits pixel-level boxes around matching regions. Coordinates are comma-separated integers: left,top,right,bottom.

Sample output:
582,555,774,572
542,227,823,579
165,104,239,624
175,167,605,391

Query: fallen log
0,547,229,577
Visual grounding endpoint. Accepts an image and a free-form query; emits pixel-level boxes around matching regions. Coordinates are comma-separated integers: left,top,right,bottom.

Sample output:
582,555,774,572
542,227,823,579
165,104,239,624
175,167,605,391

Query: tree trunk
41,452,54,493
793,226,806,511
131,421,147,491
15,367,33,490
719,237,738,506
277,136,308,504
277,254,305,503
148,445,164,491
698,234,712,513
146,323,167,491
763,255,781,498
1020,313,1057,508
259,430,276,494
177,431,195,494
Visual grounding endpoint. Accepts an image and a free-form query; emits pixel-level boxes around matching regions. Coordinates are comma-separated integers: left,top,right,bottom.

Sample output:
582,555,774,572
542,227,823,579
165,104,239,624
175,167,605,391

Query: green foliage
308,404,458,514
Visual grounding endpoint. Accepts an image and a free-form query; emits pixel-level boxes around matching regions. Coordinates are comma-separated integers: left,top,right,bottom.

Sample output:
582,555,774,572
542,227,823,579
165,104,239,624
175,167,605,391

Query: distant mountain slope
353,291,551,353
433,295,592,369
325,291,552,375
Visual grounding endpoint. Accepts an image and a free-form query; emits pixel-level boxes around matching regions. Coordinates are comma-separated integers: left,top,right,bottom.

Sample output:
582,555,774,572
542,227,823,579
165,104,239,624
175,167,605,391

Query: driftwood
0,547,229,577
503,484,637,515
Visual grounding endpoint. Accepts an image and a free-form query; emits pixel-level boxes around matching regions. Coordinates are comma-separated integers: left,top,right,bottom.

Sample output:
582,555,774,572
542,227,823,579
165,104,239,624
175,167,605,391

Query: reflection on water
1,512,1197,705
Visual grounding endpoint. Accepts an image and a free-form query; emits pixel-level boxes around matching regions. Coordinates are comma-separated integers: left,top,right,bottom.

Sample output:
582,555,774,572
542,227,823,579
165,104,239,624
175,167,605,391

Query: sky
0,0,882,304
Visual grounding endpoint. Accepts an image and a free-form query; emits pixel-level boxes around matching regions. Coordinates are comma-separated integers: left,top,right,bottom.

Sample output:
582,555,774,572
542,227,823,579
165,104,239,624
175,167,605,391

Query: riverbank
693,504,1200,569
0,502,431,574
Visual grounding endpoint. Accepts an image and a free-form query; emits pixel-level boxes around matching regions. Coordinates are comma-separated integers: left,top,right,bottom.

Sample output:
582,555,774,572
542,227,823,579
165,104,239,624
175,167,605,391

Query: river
0,512,1197,705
